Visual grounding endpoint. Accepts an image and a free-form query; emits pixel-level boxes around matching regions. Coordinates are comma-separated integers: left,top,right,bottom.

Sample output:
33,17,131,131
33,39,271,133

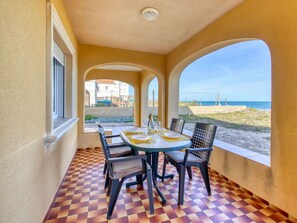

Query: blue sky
149,40,271,102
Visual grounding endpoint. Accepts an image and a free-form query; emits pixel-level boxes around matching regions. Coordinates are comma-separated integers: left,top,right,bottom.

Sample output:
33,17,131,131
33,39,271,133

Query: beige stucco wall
0,1,78,222
86,107,134,117
167,0,297,218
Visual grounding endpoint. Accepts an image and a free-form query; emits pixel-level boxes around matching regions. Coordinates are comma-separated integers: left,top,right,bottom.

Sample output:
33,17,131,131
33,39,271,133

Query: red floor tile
43,148,292,223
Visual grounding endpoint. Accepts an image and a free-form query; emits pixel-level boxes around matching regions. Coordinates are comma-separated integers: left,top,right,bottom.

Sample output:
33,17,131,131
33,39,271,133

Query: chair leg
161,153,167,182
136,174,143,186
146,168,154,215
107,179,123,220
105,171,110,189
178,165,186,205
199,163,211,195
107,179,112,195
186,166,192,180
103,162,107,175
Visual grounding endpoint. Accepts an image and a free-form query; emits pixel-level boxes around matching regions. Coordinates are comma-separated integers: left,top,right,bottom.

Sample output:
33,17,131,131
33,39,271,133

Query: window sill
182,129,270,167
45,118,79,147
53,117,72,129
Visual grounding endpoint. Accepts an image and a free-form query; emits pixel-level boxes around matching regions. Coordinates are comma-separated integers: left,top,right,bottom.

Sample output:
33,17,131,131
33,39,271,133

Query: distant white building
85,80,97,106
85,79,130,106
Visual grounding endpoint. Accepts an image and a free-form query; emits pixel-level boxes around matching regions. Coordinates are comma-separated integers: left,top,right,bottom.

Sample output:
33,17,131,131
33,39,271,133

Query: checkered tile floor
44,148,293,223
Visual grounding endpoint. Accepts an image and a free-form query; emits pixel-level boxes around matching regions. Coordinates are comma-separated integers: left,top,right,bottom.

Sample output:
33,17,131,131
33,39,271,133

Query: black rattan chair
161,118,185,181
170,118,185,134
163,122,217,205
97,123,134,176
97,126,154,219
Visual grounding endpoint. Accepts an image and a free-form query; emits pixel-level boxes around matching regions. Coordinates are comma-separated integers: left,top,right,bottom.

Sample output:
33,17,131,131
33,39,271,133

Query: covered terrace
1,0,297,222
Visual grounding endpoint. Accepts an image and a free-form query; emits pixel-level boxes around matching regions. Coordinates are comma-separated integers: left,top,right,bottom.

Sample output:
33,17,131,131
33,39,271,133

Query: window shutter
53,41,64,65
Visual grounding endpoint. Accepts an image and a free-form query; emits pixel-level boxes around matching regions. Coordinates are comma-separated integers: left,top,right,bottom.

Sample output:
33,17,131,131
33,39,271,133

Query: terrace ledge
182,129,270,167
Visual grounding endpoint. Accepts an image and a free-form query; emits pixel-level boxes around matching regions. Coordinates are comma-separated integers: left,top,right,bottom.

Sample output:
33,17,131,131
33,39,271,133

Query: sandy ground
86,122,270,156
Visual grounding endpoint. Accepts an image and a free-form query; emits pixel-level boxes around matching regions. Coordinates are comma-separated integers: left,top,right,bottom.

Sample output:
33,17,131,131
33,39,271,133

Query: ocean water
194,101,271,110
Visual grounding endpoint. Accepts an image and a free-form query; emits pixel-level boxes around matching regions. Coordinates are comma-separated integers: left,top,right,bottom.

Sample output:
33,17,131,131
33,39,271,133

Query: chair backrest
97,125,111,159
191,122,217,162
170,118,185,134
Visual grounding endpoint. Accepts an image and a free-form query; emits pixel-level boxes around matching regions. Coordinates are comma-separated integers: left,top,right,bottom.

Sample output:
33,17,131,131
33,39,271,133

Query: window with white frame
44,3,77,146
53,41,65,119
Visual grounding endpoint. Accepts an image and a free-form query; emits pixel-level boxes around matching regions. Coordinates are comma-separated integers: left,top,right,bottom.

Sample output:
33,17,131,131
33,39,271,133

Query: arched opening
84,79,135,130
140,72,164,127
80,63,166,133
178,40,271,156
148,77,159,120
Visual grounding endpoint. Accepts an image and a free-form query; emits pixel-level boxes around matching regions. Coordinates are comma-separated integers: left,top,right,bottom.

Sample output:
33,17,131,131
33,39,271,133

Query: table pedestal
126,151,173,204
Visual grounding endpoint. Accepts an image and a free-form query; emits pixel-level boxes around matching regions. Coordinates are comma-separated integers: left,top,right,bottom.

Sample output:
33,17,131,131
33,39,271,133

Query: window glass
53,58,65,118
53,41,65,119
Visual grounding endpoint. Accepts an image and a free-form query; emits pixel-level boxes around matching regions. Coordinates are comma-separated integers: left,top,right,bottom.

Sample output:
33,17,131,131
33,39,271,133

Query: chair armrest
188,147,213,152
183,147,213,164
106,134,121,138
107,155,147,163
108,142,127,148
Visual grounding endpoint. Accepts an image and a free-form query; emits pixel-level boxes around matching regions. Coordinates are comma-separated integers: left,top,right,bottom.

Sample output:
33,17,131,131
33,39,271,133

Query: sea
195,101,271,110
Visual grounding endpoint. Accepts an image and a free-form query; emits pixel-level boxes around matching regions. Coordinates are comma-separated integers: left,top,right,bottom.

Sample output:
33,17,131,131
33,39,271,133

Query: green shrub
85,114,98,120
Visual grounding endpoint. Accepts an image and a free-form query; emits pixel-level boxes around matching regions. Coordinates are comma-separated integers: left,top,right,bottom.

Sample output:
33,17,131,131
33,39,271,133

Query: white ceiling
63,0,244,54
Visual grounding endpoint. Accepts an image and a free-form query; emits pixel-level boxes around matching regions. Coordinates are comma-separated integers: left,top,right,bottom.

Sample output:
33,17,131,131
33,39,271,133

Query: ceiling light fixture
141,7,159,21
